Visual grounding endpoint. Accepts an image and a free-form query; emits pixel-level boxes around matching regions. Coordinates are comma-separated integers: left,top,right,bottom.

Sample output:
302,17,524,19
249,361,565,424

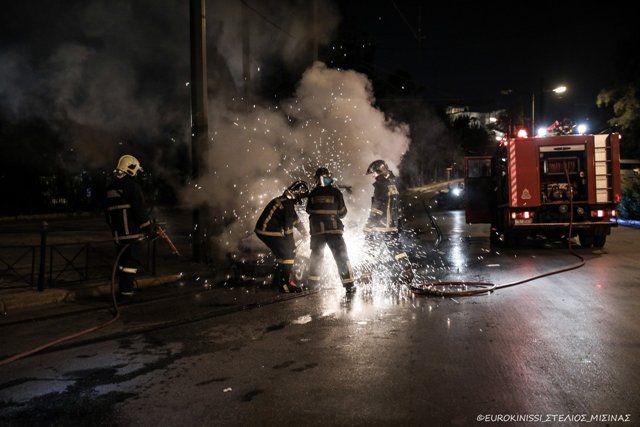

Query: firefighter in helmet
306,167,355,293
105,155,155,297
361,159,414,284
255,180,309,293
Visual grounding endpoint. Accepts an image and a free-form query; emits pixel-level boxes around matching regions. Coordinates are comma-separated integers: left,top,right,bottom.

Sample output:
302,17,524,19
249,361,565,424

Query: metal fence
0,223,158,291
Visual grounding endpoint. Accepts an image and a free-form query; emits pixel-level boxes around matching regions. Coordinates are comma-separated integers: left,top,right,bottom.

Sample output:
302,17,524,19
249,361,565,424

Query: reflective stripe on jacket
105,175,151,243
255,196,300,237
364,174,400,233
306,186,347,235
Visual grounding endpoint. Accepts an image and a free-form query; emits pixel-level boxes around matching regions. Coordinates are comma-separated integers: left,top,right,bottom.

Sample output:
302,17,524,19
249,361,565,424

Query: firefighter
255,180,309,293
105,155,155,297
306,167,355,293
361,160,414,284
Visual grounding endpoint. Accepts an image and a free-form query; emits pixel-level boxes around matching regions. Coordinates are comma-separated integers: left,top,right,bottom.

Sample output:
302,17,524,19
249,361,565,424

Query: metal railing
0,246,36,289
0,222,158,291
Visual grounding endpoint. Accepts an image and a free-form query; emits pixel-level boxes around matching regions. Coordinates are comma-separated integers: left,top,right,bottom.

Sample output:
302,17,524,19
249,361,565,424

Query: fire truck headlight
452,188,461,197
559,204,569,214
576,207,585,215
577,123,588,134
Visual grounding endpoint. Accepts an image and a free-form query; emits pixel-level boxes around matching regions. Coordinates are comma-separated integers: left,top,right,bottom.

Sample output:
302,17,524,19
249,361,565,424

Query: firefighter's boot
277,266,302,293
399,266,414,285
118,266,136,297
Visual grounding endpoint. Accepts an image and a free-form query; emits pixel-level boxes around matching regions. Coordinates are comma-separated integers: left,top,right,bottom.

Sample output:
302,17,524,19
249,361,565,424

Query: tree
597,86,640,158
597,33,640,159
618,174,640,220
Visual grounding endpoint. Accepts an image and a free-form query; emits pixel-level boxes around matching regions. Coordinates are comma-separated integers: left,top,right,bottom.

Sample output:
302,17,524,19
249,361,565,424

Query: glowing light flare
576,123,588,134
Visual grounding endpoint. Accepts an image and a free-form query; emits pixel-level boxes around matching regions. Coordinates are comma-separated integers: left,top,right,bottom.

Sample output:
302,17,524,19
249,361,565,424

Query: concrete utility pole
531,92,535,136
242,1,251,105
189,0,210,263
312,0,319,62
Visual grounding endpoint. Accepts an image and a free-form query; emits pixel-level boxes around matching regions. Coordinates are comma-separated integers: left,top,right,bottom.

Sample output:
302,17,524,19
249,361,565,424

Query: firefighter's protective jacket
365,174,400,233
105,175,152,242
306,185,347,235
255,196,302,237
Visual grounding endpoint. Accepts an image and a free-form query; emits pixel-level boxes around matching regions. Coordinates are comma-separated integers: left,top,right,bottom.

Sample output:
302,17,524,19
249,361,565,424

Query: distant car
435,183,465,209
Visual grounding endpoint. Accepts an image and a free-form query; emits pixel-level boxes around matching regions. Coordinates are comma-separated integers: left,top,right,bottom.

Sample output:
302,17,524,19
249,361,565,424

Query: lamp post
532,85,567,135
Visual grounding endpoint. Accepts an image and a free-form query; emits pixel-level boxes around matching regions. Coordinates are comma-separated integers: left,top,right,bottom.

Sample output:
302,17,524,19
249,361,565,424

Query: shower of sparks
182,63,447,303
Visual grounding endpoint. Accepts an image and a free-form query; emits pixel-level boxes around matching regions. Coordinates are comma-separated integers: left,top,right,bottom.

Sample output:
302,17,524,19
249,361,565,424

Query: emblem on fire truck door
521,189,531,200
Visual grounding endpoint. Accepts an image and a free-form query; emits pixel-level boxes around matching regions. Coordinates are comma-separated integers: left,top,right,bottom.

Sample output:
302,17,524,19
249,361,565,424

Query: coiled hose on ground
411,165,585,297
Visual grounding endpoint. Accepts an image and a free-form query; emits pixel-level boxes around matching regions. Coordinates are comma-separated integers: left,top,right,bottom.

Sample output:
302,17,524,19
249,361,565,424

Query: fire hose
0,227,179,367
411,166,585,297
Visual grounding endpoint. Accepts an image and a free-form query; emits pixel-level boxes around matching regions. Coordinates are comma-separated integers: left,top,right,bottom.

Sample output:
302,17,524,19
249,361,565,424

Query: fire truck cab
464,133,621,247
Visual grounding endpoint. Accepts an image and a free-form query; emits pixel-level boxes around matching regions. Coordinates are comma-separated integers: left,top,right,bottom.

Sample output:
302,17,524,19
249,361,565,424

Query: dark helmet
314,167,331,180
314,167,334,187
366,159,390,176
285,180,309,201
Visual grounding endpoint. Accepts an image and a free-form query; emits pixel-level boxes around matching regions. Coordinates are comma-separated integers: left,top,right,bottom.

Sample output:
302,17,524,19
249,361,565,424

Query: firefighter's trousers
361,231,413,277
115,242,141,295
307,234,354,287
257,234,295,289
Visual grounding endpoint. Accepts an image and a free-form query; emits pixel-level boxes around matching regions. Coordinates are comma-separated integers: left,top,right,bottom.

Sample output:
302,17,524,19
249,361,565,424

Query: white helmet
115,155,143,177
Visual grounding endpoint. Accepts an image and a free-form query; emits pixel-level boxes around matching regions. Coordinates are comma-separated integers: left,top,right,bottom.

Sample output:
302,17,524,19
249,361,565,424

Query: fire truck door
464,156,494,224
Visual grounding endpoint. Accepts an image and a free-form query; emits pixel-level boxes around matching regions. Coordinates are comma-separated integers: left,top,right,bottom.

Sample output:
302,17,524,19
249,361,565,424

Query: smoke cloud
0,0,339,167
1,0,413,254
187,62,410,249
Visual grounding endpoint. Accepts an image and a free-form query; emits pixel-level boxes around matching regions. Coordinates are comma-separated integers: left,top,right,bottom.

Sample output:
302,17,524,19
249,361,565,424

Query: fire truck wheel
578,232,594,248
593,234,606,248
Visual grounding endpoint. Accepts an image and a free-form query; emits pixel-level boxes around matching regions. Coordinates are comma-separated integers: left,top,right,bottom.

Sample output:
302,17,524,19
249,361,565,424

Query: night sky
1,1,637,133
337,1,636,127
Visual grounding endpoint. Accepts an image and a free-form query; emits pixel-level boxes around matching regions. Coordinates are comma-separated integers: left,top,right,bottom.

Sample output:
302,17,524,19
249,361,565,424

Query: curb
0,273,194,315
71,273,184,299
616,218,640,228
406,179,463,194
0,288,71,314
0,211,96,223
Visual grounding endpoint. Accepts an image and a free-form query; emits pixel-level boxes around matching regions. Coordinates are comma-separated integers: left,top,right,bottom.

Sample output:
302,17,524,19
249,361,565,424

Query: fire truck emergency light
577,124,588,134
517,129,528,138
537,127,547,137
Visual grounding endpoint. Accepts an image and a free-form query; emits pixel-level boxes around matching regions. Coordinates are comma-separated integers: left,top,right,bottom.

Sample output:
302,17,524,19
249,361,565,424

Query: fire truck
464,132,621,247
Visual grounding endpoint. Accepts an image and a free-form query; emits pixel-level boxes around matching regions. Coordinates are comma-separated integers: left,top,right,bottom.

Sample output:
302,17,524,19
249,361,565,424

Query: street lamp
532,85,567,136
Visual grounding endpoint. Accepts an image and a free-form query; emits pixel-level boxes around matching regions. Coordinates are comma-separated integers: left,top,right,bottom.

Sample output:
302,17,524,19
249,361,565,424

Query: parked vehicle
465,133,621,247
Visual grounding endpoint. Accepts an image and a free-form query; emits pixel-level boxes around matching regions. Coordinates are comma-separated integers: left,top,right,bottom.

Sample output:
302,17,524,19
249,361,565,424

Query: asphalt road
1,206,639,425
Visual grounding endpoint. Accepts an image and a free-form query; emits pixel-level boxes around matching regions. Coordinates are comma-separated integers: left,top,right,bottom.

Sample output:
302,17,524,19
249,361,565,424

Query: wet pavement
1,204,639,425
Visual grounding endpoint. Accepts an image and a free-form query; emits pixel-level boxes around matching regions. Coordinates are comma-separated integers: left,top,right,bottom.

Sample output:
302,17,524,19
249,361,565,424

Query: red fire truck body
464,133,621,247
